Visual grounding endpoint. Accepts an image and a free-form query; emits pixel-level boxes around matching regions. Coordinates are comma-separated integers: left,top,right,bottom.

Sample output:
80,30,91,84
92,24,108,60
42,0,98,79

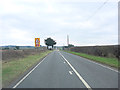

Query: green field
64,51,119,68
2,50,52,87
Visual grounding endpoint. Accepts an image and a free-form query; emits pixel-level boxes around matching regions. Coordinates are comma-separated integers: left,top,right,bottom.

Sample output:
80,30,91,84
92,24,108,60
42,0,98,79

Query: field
2,49,47,61
65,51,119,68
2,49,52,87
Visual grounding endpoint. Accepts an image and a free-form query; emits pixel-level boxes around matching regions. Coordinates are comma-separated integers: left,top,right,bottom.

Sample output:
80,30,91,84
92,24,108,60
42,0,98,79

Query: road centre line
59,52,92,90
13,55,48,88
69,71,73,75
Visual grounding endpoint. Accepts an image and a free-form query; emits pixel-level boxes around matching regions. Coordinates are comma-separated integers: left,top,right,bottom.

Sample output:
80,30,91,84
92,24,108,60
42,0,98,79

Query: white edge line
13,56,47,88
84,58,119,73
59,52,92,90
64,51,119,73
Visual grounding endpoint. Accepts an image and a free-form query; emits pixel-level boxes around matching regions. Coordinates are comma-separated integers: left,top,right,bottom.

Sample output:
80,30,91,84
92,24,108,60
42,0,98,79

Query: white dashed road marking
59,52,92,90
69,71,73,75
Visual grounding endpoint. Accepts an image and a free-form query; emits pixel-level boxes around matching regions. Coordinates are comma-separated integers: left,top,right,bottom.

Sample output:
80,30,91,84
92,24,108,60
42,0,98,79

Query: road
12,50,118,88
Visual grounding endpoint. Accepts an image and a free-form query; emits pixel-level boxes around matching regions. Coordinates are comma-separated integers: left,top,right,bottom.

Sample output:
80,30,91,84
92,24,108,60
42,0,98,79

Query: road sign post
35,38,40,51
35,38,40,47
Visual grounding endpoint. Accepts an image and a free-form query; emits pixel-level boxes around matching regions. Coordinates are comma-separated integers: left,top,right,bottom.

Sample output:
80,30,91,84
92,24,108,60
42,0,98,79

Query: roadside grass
64,51,119,68
2,50,52,87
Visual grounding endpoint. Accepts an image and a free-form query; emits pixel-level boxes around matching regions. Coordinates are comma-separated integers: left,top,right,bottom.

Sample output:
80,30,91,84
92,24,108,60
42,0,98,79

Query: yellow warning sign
35,38,40,47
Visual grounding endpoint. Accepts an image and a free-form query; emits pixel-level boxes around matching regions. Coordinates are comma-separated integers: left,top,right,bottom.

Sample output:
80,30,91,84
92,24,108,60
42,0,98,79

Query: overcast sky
0,0,118,46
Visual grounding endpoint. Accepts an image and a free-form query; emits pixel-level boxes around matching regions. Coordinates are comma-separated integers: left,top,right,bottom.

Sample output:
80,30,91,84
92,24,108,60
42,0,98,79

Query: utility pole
67,35,69,46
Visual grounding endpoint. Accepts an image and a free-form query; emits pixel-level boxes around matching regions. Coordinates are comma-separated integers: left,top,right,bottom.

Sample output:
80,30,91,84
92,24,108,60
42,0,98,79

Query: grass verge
2,50,52,87
64,50,119,68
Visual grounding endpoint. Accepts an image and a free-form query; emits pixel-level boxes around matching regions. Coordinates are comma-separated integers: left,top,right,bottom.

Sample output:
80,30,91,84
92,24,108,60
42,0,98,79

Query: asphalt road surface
12,50,118,88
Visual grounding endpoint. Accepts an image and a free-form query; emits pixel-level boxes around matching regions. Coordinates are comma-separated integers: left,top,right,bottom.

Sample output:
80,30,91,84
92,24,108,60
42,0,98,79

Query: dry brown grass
2,49,47,61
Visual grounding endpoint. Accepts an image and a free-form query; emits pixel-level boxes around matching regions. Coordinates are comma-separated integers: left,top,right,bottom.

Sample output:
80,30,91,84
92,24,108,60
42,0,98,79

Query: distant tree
64,46,68,48
68,44,74,48
16,46,19,50
45,38,56,50
4,47,9,50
